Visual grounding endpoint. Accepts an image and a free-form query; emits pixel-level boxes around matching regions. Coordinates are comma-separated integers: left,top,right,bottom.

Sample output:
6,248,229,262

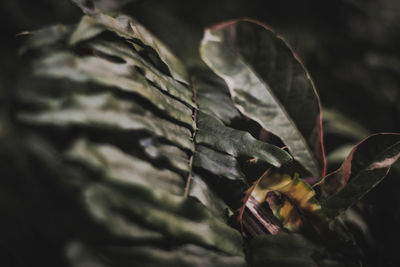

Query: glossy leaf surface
200,19,326,177
318,133,400,218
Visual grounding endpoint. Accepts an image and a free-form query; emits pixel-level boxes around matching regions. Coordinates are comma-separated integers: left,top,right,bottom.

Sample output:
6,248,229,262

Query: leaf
33,51,195,129
66,242,246,267
323,108,369,140
249,234,346,267
326,144,355,165
196,111,292,168
187,174,229,218
19,24,72,55
194,145,246,182
66,139,185,195
192,69,240,124
18,92,194,151
1,132,245,266
69,10,189,84
14,12,253,266
83,183,244,256
70,17,194,107
244,171,321,232
317,133,400,218
139,136,190,173
200,19,326,177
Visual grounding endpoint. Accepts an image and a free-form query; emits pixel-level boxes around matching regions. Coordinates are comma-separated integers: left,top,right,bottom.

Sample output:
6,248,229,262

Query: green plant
3,0,400,266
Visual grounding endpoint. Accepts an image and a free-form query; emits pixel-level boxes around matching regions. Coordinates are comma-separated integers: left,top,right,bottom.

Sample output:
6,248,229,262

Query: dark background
1,0,399,265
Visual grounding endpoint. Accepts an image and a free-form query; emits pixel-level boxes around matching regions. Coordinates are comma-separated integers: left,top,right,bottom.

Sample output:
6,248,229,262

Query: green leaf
249,234,346,267
187,174,229,218
200,19,326,177
83,183,244,256
69,10,189,84
139,136,190,173
249,234,321,267
323,108,369,141
193,70,240,124
14,11,252,265
66,242,246,267
1,133,245,265
66,139,185,195
196,111,292,168
194,145,246,182
33,51,195,129
18,92,194,151
14,3,393,265
317,133,400,218
70,16,194,107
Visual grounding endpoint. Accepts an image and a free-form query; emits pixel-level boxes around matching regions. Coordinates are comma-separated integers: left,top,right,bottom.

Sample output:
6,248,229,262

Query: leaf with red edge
317,133,400,218
200,19,326,178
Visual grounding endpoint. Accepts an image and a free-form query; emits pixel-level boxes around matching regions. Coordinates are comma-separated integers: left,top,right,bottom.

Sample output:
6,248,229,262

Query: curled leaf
317,133,400,218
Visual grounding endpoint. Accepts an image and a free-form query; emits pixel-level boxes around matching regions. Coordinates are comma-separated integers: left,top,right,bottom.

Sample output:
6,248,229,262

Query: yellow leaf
251,172,321,231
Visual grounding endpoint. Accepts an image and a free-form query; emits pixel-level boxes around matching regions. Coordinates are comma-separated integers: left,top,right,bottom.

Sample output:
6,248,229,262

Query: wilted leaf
317,133,400,218
200,19,326,177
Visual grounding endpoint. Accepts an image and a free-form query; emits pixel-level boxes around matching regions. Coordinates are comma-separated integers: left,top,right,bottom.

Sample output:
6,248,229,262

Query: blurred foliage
1,0,400,266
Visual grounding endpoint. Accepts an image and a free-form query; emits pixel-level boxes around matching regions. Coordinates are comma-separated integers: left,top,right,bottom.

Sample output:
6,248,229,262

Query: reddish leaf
317,133,400,218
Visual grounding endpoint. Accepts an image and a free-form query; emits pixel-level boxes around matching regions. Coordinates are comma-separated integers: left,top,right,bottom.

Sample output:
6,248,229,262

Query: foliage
1,0,400,266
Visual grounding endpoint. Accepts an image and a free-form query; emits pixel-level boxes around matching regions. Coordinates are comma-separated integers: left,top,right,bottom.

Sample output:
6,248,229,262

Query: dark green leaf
69,11,189,84
200,19,326,177
33,51,195,129
318,133,400,218
193,70,240,124
196,111,292,168
70,16,194,107
66,242,246,267
66,139,185,195
83,183,244,256
249,234,322,267
194,145,246,182
18,92,194,151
